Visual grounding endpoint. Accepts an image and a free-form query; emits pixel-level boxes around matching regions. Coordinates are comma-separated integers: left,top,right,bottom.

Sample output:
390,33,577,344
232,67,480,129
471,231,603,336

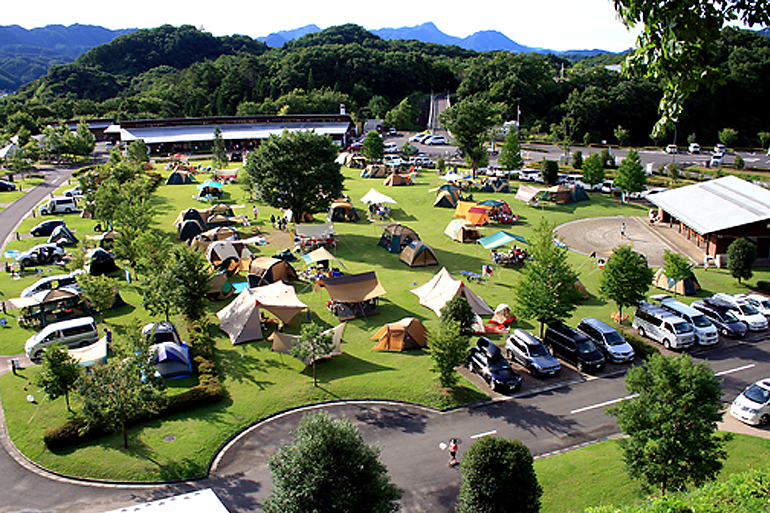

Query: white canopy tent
360,188,397,204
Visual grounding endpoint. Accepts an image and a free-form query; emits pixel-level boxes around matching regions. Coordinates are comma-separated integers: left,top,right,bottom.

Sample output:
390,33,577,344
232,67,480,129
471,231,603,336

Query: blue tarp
477,231,528,249
196,180,223,190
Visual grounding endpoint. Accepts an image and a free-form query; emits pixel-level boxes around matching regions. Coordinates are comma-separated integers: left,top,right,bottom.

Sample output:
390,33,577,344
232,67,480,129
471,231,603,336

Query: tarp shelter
68,337,107,367
206,240,253,273
270,323,346,365
478,231,528,249
515,184,541,204
383,173,413,186
151,341,192,379
444,219,481,243
360,188,396,205
439,172,466,182
215,167,239,181
399,241,439,267
322,271,386,321
653,268,701,296
207,271,235,300
85,248,119,276
47,225,78,245
327,199,359,222
178,219,204,242
166,170,195,185
10,287,91,329
410,267,494,317
480,177,511,193
248,257,298,287
378,223,420,253
301,247,346,269
361,164,388,178
372,317,428,351
196,180,223,191
216,282,307,344
191,226,239,251
434,189,460,208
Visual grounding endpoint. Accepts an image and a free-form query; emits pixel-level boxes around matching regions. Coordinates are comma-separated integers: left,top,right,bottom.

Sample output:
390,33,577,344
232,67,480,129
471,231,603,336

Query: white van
25,316,99,360
632,302,696,350
711,293,768,331
654,296,719,346
38,197,78,215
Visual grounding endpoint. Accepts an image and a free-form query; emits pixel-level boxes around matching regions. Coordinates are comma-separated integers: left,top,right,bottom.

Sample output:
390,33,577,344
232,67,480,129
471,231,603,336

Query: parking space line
714,363,755,376
571,394,638,415
470,430,497,439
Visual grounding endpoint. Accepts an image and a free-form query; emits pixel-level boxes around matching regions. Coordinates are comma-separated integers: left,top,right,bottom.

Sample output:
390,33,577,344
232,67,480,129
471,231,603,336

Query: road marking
715,363,755,376
470,430,497,439
52,177,61,184
571,394,639,415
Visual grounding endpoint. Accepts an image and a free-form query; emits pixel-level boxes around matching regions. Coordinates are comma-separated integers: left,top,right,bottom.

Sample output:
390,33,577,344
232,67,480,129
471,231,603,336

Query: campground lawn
1,162,769,489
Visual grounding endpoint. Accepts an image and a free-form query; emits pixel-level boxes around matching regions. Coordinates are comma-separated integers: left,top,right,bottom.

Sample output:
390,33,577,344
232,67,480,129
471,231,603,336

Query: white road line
52,177,61,183
470,430,497,439
571,394,639,415
714,363,755,376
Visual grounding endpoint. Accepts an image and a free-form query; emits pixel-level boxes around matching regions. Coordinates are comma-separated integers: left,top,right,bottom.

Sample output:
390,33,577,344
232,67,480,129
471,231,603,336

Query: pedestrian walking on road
620,222,626,239
448,438,458,467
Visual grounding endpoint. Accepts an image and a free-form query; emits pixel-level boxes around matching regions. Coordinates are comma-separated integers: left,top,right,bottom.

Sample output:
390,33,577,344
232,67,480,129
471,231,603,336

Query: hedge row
44,321,225,451
622,330,659,361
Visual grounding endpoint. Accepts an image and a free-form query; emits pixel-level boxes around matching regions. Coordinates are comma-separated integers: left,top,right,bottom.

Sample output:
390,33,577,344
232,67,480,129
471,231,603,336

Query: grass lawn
1,161,769,485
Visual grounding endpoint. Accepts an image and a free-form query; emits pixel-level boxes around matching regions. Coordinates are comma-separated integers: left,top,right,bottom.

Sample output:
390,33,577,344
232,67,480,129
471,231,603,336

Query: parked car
409,133,430,143
709,293,768,331
691,300,748,338
543,320,605,373
63,186,82,197
425,135,447,145
408,155,434,167
710,153,724,167
348,141,363,151
714,143,726,154
665,144,678,154
142,321,183,345
651,296,719,346
21,270,84,297
518,169,540,182
388,128,398,136
30,219,66,237
38,197,77,215
505,329,561,377
468,337,523,393
383,142,399,154
688,143,701,154
16,243,66,267
0,180,16,192
632,301,696,350
735,293,770,318
576,317,635,363
730,378,770,426
25,316,99,360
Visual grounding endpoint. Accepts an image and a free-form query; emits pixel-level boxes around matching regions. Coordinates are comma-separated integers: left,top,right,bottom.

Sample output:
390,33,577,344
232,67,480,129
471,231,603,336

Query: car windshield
740,304,760,316
493,367,517,380
743,384,770,405
673,322,693,334
529,343,549,357
576,340,597,354
692,315,712,328
723,310,739,323
604,331,625,346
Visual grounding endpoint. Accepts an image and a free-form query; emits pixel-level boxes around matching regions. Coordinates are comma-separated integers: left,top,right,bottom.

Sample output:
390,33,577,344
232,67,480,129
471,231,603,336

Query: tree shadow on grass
313,352,395,384
216,347,285,389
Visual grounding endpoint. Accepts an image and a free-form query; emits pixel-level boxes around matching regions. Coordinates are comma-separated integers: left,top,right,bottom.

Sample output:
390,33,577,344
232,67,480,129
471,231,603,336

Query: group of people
270,215,288,231
367,202,391,220
491,246,527,266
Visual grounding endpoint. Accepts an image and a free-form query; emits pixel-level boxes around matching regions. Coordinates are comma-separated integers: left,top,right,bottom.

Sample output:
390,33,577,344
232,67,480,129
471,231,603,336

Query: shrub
622,331,658,361
756,280,770,292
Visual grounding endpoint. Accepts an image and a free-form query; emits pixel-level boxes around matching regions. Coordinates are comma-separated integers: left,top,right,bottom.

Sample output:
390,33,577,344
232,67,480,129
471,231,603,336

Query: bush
572,150,583,170
622,331,658,361
734,154,745,170
756,280,770,292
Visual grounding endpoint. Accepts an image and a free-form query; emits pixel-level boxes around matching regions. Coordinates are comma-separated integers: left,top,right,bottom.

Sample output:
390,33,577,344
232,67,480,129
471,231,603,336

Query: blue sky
5,0,642,52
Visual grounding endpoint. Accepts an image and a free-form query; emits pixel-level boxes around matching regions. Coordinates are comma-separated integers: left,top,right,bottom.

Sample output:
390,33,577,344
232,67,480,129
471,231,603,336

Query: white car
665,144,678,154
63,186,82,197
714,143,726,154
735,293,770,318
383,142,399,154
688,143,700,154
409,133,429,143
425,135,447,145
710,293,768,331
730,379,770,426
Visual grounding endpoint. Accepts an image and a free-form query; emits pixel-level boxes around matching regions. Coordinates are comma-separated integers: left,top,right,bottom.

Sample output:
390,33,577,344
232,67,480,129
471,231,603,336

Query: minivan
543,320,605,373
691,300,748,338
38,197,78,215
577,317,635,363
25,316,99,360
632,302,696,350
710,293,768,331
653,296,719,346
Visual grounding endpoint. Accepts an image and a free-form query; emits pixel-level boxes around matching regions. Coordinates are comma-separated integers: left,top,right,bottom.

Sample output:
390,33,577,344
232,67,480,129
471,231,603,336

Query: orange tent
372,317,428,351
466,206,491,226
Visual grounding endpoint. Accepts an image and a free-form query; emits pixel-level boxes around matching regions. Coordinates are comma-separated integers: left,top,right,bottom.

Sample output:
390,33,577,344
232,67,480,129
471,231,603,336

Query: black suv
691,300,748,338
468,337,523,393
544,320,605,373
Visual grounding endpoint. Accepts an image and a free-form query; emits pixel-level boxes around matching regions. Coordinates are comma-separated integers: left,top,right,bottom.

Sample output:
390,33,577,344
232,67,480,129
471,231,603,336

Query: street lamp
515,98,521,139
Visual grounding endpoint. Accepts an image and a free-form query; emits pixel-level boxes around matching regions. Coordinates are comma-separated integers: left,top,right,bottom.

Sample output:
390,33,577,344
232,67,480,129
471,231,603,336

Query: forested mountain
1,24,769,148
0,24,134,91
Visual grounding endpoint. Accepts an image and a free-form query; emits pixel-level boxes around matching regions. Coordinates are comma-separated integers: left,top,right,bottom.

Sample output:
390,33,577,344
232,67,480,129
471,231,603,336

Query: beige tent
301,247,346,269
206,240,253,273
383,174,413,186
444,219,481,243
515,184,541,204
269,323,346,365
322,271,387,321
399,241,439,267
371,317,428,351
410,267,493,316
190,226,239,251
248,257,298,287
216,283,307,345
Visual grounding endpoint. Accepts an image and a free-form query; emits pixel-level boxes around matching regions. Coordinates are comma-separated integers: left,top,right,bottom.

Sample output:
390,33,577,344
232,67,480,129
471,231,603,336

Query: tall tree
456,436,543,513
362,129,384,162
439,97,500,179
662,250,693,297
76,274,118,319
599,245,654,319
608,353,727,496
244,130,344,222
212,126,228,169
167,246,210,321
581,153,604,187
614,149,646,202
514,219,583,336
35,343,82,412
290,322,335,387
264,411,401,513
499,130,524,170
727,238,757,284
718,128,739,148
142,268,177,322
440,295,475,337
614,125,630,147
426,319,469,388
126,140,149,165
539,159,559,186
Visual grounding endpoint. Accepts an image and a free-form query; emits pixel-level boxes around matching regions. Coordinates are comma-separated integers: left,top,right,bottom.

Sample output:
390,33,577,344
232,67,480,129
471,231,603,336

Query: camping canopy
372,317,428,351
653,268,701,296
399,241,439,267
294,222,336,240
515,184,541,204
301,247,346,269
196,180,223,190
410,267,493,316
270,323,346,365
477,231,528,249
444,219,481,243
360,188,396,205
322,272,386,303
378,223,420,253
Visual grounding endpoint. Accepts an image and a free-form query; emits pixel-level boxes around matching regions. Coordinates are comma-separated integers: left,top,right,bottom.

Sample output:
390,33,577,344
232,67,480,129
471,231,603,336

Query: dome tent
84,248,119,276
378,223,420,254
399,241,439,267
372,317,428,351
